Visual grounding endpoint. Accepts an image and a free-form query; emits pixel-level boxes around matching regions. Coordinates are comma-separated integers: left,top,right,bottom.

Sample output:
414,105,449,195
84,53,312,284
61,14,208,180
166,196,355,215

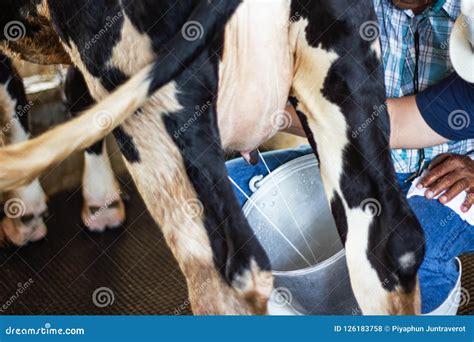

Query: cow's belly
217,0,293,152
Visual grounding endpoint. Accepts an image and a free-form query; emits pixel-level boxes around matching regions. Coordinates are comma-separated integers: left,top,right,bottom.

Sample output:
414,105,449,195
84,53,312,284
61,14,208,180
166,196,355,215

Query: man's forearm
283,99,448,149
388,96,448,149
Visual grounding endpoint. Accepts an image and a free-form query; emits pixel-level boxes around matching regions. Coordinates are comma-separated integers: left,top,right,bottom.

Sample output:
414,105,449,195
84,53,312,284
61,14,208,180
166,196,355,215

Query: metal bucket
242,154,359,315
243,153,461,316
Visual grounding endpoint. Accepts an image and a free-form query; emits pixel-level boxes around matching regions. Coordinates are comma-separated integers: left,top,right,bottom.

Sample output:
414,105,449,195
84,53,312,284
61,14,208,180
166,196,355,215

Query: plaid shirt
374,0,474,174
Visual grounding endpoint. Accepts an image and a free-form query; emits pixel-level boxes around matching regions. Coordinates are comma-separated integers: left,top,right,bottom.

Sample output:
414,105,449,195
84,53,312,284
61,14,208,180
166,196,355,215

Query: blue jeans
226,146,474,314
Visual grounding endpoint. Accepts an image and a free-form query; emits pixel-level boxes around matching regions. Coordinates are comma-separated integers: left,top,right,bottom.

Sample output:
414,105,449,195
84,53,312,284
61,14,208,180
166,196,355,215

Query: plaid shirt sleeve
374,0,474,174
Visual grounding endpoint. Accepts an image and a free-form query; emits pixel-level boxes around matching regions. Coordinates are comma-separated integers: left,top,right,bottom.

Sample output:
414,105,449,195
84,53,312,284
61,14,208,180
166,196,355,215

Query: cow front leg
0,55,48,246
65,67,125,232
116,82,272,315
290,11,424,314
294,95,423,314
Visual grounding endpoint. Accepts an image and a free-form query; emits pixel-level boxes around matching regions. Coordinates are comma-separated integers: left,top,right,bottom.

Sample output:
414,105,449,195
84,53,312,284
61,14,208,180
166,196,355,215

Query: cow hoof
1,216,48,247
189,261,273,315
82,198,125,232
230,259,274,314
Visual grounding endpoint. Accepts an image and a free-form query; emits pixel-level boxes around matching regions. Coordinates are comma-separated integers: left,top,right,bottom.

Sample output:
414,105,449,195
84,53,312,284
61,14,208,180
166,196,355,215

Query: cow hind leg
65,67,125,232
0,55,48,246
290,4,424,315
119,77,272,314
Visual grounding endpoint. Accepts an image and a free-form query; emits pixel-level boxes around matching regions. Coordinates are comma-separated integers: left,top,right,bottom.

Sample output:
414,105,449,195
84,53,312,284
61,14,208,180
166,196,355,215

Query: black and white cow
0,52,48,245
0,55,126,245
0,0,425,315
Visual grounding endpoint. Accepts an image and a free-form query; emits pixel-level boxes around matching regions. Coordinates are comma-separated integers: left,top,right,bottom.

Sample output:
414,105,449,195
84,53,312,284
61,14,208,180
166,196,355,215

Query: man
227,0,474,314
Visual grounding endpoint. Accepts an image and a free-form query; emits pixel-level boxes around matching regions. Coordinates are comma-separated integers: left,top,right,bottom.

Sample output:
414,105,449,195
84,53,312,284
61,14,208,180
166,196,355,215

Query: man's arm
391,72,474,148
388,96,449,148
286,72,474,148
285,97,453,147
415,72,474,141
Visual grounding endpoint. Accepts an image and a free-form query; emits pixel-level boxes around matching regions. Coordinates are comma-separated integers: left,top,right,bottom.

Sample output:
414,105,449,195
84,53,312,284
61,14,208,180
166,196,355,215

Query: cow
0,55,126,246
0,0,425,315
0,52,48,245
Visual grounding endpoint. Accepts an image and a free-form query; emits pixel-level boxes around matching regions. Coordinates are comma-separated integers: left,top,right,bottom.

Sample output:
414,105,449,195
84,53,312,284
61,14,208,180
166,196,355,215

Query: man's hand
418,153,474,212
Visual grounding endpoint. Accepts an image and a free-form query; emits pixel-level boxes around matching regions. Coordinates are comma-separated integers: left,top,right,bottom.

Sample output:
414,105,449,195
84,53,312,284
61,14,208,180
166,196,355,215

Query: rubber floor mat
459,254,474,315
0,178,191,315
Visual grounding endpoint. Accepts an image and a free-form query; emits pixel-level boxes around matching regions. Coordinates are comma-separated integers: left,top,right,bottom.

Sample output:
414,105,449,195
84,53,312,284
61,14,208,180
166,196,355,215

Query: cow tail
0,65,153,191
0,0,241,191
